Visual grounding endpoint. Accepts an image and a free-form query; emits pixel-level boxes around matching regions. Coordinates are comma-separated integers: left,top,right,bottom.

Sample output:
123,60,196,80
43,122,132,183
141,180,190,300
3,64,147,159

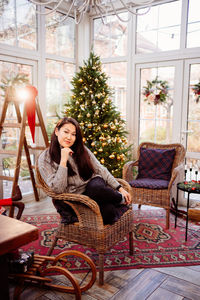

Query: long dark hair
49,117,94,180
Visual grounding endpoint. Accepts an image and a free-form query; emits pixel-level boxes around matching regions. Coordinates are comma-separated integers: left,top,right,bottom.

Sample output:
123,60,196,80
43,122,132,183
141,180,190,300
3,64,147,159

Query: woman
38,117,131,225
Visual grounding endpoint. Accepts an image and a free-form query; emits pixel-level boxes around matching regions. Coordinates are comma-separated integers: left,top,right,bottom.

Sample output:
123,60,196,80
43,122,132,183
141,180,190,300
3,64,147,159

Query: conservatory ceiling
30,0,160,24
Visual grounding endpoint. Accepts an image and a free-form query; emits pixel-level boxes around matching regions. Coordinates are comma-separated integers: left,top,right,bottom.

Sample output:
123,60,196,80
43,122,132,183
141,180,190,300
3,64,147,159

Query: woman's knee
85,177,106,197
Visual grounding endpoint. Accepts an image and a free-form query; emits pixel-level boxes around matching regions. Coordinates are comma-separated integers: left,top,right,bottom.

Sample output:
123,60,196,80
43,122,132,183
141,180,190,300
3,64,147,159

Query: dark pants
84,177,123,225
53,177,124,225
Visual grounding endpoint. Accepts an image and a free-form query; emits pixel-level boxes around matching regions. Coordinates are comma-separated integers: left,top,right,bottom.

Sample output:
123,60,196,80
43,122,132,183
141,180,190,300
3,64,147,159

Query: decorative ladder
0,86,49,214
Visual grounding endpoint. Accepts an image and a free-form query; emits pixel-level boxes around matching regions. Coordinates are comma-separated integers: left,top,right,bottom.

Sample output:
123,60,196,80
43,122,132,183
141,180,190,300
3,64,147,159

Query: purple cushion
129,178,169,189
138,147,175,181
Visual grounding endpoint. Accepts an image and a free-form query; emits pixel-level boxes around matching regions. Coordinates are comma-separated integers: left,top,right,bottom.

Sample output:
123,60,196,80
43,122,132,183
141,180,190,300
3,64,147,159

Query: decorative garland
192,80,200,103
143,76,170,105
178,180,200,192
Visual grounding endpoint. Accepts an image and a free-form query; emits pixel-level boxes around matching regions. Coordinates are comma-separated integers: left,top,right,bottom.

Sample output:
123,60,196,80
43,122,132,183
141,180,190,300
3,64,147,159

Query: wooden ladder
0,86,49,209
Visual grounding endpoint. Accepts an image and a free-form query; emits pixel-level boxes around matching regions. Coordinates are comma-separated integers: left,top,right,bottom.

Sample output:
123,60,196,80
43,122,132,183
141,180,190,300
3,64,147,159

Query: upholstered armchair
36,166,134,285
123,142,186,229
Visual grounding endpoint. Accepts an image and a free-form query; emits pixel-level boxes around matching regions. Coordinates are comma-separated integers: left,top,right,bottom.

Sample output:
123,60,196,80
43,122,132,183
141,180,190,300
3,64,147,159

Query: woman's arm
38,149,68,193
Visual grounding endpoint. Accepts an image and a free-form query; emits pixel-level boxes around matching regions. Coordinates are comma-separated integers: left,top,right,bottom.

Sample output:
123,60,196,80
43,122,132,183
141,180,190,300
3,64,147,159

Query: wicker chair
123,142,186,229
36,166,134,285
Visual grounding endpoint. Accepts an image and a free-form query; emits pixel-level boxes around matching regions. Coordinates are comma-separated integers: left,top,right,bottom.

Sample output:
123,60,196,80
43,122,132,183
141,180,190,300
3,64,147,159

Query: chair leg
98,253,104,285
166,208,170,229
47,236,59,256
129,232,134,255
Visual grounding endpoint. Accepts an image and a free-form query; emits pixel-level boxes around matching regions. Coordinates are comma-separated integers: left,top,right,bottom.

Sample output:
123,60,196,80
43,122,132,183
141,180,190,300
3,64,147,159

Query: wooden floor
9,197,200,300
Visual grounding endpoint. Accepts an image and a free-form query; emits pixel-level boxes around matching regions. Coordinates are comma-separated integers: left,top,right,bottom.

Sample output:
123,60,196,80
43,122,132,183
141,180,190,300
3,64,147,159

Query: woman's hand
60,147,73,167
119,187,132,205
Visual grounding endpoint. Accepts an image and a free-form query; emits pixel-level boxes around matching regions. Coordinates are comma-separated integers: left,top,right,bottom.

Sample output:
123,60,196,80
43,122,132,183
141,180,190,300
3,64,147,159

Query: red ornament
25,85,38,143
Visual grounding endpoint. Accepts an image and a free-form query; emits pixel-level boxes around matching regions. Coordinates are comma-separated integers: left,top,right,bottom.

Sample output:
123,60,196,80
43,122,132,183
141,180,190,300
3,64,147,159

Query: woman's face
55,123,76,148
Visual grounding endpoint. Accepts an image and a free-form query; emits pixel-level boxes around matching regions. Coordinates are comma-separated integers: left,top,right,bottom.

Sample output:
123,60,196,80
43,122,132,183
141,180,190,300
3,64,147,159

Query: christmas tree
64,51,131,177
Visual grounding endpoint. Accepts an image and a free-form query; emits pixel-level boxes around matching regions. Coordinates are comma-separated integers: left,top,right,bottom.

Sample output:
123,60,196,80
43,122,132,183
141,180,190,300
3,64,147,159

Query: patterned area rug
20,210,200,272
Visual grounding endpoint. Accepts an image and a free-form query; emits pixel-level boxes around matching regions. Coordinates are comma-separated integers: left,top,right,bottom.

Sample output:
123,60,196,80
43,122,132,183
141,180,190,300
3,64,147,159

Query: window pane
187,64,200,153
93,13,128,58
0,60,33,198
0,0,37,50
46,60,75,133
45,10,75,58
187,0,200,48
139,66,175,144
103,62,127,119
136,1,181,53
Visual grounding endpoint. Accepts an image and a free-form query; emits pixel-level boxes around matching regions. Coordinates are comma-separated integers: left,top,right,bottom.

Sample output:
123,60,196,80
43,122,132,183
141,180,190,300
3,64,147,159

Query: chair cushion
129,178,169,189
138,147,176,181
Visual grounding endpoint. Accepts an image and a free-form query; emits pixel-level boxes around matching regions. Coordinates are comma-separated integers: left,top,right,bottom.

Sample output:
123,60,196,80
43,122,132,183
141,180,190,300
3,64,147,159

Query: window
45,10,75,58
103,62,127,119
136,0,181,53
0,0,37,50
45,60,75,132
93,13,128,58
187,0,200,48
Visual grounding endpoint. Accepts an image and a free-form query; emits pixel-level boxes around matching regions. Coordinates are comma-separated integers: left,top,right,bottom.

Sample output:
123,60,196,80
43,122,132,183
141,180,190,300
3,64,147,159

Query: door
135,60,183,148
182,59,200,182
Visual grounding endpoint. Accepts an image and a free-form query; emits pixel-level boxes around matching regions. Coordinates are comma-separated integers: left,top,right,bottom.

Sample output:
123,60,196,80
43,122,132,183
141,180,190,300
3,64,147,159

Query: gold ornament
79,78,83,82
91,142,95,147
109,154,115,159
110,125,116,130
82,137,86,143
80,122,84,126
100,158,105,164
117,155,121,161
103,124,108,129
87,113,91,117
99,148,103,152
94,151,97,155
87,123,92,129
102,142,107,147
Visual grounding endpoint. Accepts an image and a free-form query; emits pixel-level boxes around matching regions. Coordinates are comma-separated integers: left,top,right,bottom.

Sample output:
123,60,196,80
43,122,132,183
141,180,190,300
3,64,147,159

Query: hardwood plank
147,287,184,300
161,276,200,300
154,266,200,286
186,265,200,272
106,269,144,289
109,269,167,300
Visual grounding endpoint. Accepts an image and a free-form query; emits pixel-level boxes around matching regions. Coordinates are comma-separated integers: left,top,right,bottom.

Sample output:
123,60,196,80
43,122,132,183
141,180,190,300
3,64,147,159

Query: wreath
143,76,170,105
192,80,200,103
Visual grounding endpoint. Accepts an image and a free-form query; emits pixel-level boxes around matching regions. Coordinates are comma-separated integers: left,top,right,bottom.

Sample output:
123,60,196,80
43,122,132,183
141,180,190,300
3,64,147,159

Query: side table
175,181,200,241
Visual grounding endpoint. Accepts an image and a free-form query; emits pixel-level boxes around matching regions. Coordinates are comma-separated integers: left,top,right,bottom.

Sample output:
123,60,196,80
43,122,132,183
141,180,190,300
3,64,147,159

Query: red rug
20,210,200,272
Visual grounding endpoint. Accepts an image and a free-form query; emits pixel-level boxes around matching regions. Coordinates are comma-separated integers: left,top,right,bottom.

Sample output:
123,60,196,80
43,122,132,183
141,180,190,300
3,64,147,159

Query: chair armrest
122,160,138,182
45,189,100,214
116,178,132,194
38,186,104,229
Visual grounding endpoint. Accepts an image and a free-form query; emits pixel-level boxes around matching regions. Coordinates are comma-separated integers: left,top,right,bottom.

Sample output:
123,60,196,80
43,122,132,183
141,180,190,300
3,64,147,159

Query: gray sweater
38,146,120,194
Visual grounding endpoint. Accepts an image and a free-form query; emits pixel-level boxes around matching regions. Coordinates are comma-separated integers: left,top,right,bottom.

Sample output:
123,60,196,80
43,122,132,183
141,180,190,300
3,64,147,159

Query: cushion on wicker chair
129,178,169,189
137,147,175,181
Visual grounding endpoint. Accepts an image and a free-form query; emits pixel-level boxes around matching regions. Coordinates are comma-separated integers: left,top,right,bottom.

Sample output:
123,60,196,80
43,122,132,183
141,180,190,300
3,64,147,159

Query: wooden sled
9,250,97,300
